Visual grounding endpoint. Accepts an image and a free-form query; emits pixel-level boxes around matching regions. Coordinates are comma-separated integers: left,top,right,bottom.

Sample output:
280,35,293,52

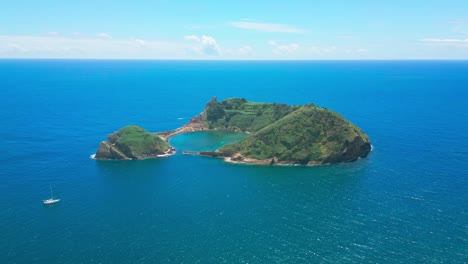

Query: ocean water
0,60,467,263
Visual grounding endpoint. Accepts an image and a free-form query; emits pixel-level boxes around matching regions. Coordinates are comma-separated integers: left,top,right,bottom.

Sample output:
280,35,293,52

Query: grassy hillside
202,97,301,132
218,105,371,164
96,125,170,160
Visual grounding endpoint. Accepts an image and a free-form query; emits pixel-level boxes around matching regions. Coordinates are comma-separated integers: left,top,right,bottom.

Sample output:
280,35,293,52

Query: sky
1,0,468,59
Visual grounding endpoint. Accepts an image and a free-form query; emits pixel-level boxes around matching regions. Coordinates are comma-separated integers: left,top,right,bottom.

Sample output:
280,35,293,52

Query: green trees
205,100,225,122
202,98,301,132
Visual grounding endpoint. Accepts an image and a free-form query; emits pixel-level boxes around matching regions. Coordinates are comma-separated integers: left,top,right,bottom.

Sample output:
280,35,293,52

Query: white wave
177,117,185,120
90,154,96,159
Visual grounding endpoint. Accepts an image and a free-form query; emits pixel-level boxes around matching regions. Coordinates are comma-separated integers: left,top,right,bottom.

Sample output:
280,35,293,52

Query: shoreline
92,148,176,161
183,151,327,166
223,157,325,167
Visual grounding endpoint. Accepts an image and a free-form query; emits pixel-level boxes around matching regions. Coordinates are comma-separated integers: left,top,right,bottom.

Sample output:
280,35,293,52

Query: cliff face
95,125,171,160
95,141,131,160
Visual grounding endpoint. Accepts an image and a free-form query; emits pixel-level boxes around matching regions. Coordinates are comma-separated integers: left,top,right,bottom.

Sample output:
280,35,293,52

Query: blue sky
1,0,468,59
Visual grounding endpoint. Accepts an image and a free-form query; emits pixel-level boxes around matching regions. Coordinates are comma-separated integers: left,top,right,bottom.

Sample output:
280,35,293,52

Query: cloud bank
0,35,189,59
268,41,300,55
184,35,221,55
421,38,468,43
184,35,255,57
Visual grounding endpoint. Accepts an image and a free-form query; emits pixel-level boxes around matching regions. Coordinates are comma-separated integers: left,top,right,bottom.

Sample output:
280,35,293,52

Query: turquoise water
0,60,467,263
170,131,249,152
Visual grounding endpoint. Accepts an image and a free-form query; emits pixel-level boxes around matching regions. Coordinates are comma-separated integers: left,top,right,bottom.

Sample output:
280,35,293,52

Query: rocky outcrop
322,136,371,163
95,141,131,160
95,125,173,160
231,153,244,161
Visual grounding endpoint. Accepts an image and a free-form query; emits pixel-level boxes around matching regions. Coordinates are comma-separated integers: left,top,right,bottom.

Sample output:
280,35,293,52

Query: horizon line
1,58,468,62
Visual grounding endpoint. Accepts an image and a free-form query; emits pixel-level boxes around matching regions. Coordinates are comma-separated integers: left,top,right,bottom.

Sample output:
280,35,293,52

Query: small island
95,125,174,160
95,97,371,165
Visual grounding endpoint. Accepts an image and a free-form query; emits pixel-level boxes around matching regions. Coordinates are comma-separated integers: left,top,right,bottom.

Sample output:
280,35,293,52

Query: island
95,97,371,165
95,125,174,160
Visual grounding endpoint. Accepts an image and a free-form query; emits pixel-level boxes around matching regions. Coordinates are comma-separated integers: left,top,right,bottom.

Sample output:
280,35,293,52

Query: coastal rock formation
95,125,172,160
231,153,244,161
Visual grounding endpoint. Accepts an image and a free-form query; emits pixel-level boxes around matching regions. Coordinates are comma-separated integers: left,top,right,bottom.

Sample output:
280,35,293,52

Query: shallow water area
169,130,249,152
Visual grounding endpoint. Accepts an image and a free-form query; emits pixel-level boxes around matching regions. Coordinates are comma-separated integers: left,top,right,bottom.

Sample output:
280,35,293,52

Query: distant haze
1,1,468,59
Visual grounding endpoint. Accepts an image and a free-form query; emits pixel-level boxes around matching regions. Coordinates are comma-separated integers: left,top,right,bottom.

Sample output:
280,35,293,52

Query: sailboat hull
43,199,60,205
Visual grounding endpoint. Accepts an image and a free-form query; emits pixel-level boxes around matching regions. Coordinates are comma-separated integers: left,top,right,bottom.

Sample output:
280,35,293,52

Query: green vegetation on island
95,125,171,160
203,97,301,132
95,97,371,165
217,104,371,164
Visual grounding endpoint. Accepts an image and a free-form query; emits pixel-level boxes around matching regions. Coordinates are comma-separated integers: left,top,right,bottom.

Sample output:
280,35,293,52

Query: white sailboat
43,185,60,205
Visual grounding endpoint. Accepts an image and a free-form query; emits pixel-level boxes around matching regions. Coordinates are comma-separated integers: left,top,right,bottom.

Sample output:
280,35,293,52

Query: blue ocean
0,60,466,263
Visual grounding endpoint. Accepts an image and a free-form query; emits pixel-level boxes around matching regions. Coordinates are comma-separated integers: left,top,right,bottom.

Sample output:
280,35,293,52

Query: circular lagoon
169,131,249,152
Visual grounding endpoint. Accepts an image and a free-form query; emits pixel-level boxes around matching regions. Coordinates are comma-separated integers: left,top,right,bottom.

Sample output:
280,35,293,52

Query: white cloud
307,45,337,55
336,34,358,39
419,38,468,51
200,36,220,55
184,35,200,42
0,34,257,59
269,41,300,55
231,21,305,33
420,38,468,43
224,46,254,57
344,48,368,56
451,25,468,35
185,35,254,57
0,34,377,59
134,38,147,46
448,19,468,25
0,35,189,59
184,35,220,55
96,33,112,39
